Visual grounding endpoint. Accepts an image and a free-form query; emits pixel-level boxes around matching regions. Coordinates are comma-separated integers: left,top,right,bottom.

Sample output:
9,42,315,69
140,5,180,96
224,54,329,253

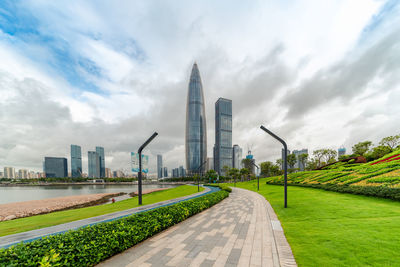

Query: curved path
0,186,214,249
98,187,297,267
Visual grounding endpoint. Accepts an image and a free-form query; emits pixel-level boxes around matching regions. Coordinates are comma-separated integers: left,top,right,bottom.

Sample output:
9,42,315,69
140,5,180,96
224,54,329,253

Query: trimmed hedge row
204,184,232,193
267,181,400,201
0,190,229,266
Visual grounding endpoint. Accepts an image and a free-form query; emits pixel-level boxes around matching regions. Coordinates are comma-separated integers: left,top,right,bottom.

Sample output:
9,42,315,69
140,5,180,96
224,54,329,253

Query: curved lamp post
260,125,288,208
138,132,158,205
251,162,260,191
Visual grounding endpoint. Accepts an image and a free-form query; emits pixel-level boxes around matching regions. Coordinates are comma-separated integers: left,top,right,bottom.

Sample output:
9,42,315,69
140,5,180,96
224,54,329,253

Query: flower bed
0,190,229,266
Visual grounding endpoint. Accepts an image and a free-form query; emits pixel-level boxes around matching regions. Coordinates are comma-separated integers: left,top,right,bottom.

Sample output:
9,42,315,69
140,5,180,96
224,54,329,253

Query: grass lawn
231,179,400,266
0,185,203,237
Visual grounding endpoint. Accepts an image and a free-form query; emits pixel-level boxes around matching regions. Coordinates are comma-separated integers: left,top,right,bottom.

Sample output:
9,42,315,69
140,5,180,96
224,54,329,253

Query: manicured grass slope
233,180,400,266
266,149,400,189
0,185,203,237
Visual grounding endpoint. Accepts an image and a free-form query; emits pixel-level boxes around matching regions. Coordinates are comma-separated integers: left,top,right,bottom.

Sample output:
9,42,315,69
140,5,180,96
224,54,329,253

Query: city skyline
0,1,399,173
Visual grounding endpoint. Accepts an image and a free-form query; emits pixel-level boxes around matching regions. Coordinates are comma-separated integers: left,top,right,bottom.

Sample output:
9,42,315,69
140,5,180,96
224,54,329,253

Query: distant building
172,168,179,178
0,171,3,178
113,170,125,178
105,168,112,178
281,148,291,170
206,157,214,171
245,153,256,174
292,149,308,171
179,166,186,177
88,151,100,178
3,167,15,179
232,145,243,169
157,155,163,179
18,169,28,179
71,145,82,178
338,147,346,158
214,98,232,175
44,157,68,178
163,167,168,177
96,147,105,178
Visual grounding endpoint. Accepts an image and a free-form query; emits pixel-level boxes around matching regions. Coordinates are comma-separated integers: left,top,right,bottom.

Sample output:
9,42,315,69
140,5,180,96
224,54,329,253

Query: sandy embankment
0,193,122,222
0,188,170,222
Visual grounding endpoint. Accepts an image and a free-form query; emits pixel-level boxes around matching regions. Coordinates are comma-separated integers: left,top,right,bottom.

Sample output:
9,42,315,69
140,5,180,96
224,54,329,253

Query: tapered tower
185,63,207,174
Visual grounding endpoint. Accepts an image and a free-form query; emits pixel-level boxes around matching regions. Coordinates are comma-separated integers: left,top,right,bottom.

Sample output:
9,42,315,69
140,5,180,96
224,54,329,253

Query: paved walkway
98,188,297,267
0,186,213,249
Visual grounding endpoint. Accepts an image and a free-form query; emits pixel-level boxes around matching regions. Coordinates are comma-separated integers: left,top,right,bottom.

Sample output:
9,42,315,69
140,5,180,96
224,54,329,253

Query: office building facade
157,154,163,178
232,144,243,169
185,63,207,174
163,167,168,178
71,144,82,177
214,98,232,175
292,149,308,171
96,146,105,178
3,167,15,179
44,157,68,178
88,151,100,178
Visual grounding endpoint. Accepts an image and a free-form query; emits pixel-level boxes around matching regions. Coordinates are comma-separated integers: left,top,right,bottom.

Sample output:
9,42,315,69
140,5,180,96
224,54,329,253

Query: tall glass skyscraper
96,146,105,178
71,145,82,177
88,151,100,178
157,154,163,178
185,63,207,174
214,98,232,175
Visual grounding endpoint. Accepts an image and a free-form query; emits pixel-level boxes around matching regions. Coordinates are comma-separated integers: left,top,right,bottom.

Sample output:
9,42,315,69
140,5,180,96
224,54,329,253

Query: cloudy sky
0,0,399,174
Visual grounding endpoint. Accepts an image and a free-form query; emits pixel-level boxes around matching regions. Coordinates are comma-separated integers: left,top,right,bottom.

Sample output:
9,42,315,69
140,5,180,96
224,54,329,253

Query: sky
0,0,399,175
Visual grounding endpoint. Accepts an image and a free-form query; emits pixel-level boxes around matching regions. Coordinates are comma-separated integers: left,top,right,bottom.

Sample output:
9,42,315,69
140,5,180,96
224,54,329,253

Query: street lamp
196,160,207,192
260,125,288,208
138,132,158,205
251,162,260,191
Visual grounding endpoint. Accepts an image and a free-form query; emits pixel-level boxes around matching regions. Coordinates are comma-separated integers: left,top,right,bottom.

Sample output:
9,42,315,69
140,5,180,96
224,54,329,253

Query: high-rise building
292,149,308,171
338,147,346,158
232,145,243,169
105,168,112,178
185,63,207,175
214,98,232,175
88,151,100,178
179,166,186,177
206,157,214,171
281,148,291,170
157,155,163,178
3,167,15,179
172,168,179,178
18,169,28,179
96,146,105,178
163,167,168,178
71,145,82,178
44,157,68,178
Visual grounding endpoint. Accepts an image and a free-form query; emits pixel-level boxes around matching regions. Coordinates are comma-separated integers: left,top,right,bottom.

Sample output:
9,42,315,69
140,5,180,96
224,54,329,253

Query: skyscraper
163,167,168,177
88,151,100,178
214,98,232,175
185,63,207,174
157,154,163,178
3,167,15,179
44,157,68,178
96,146,105,178
292,149,308,171
232,144,243,169
71,144,82,178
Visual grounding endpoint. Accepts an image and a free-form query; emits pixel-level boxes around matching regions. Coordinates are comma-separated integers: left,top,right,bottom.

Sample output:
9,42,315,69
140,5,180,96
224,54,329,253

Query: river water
0,184,175,205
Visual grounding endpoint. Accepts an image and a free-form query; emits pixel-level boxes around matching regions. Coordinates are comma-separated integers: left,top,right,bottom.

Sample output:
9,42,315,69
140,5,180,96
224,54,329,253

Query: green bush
204,184,232,193
0,190,229,266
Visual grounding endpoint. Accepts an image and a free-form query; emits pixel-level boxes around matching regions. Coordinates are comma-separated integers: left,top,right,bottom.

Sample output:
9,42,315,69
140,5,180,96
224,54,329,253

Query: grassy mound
265,149,400,199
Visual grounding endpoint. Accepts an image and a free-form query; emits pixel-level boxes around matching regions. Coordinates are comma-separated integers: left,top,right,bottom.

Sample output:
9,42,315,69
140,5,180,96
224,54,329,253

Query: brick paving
98,188,297,267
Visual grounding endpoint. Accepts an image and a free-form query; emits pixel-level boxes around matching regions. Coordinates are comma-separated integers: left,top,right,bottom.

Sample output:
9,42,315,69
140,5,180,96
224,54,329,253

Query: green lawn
231,179,400,266
0,185,203,237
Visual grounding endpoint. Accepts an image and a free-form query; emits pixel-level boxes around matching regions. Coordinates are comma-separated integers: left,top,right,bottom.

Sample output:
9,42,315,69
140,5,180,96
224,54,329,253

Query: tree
240,168,250,181
379,135,400,151
205,169,218,182
260,161,279,177
241,158,253,174
276,158,283,169
228,168,240,183
222,165,230,176
313,149,325,168
298,153,308,170
352,141,372,156
287,154,297,169
322,149,337,164
366,145,392,161
306,158,319,170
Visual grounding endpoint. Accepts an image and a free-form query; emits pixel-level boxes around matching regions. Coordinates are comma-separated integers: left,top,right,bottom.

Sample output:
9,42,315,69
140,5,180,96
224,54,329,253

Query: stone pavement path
98,188,297,267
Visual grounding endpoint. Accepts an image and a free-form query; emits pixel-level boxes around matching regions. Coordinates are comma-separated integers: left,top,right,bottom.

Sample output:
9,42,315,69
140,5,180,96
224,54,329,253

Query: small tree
228,168,240,184
287,154,297,171
298,153,308,170
379,135,400,152
221,165,230,176
313,149,325,168
352,141,372,156
205,169,218,182
306,158,319,170
240,168,250,181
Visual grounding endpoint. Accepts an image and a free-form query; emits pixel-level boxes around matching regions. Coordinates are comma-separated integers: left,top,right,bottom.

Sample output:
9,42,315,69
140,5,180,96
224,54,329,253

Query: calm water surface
0,184,175,205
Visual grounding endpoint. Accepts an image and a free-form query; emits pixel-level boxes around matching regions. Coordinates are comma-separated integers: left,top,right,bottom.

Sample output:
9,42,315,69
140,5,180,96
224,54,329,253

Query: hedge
204,184,232,193
0,190,229,266
267,181,400,201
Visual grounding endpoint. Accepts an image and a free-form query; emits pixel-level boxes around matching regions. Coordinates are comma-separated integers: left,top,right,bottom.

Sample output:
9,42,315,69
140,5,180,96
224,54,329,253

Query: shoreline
0,181,190,187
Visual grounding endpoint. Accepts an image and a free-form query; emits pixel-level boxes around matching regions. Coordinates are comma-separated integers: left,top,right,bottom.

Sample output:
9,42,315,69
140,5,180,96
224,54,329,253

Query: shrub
0,190,229,266
204,184,232,193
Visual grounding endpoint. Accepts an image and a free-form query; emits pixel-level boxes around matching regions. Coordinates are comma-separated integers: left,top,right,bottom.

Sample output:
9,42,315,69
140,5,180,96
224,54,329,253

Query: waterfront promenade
99,188,296,267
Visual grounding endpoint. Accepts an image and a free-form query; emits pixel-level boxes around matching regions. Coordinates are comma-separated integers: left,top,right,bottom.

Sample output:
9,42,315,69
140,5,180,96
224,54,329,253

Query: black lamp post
251,162,260,191
138,132,158,205
196,160,207,192
260,125,288,208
